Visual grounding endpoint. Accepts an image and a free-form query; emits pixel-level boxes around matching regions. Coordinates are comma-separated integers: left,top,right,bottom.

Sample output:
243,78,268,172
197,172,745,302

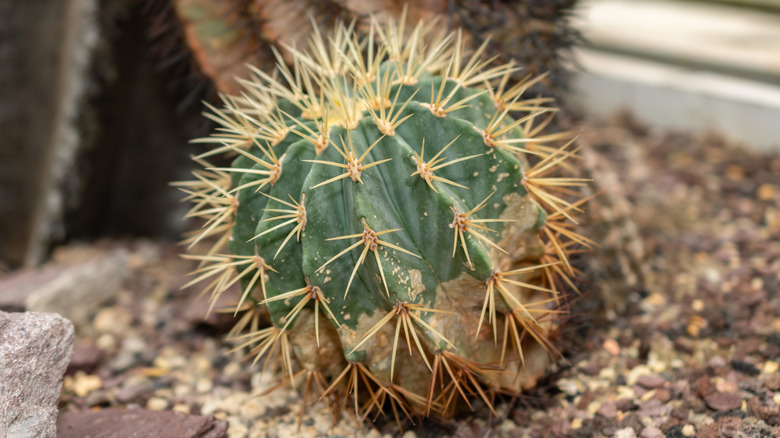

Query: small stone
636,374,666,389
731,360,760,376
708,356,728,368
757,183,777,201
696,376,717,398
639,425,664,438
616,398,638,412
173,404,191,414
116,382,152,403
692,299,704,311
147,397,169,411
762,361,778,375
196,378,214,394
95,333,116,351
239,398,266,421
597,400,617,418
71,372,102,397
93,306,133,335
614,427,637,438
226,416,248,438
604,338,621,355
571,418,582,430
681,424,695,436
653,388,671,403
705,391,743,411
558,378,580,396
764,373,780,391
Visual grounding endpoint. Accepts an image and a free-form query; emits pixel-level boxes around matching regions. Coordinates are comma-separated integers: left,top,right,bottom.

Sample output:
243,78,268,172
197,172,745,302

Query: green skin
228,75,546,390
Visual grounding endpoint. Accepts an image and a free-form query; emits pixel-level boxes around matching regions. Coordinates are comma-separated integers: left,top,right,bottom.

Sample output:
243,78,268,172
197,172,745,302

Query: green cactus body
180,17,588,420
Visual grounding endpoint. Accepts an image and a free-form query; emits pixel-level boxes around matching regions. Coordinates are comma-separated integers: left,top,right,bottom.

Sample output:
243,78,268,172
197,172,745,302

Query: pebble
226,416,249,438
757,183,777,201
71,372,102,397
639,425,664,438
762,361,778,375
614,427,637,438
95,333,116,351
597,400,617,418
704,391,742,411
636,374,666,389
196,377,214,394
239,397,267,421
558,378,580,396
146,397,169,411
681,424,695,436
116,383,149,403
604,338,621,355
93,306,133,335
627,365,654,386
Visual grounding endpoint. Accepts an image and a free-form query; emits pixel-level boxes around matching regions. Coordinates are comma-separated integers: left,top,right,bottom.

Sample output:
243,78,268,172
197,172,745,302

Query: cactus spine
178,16,589,423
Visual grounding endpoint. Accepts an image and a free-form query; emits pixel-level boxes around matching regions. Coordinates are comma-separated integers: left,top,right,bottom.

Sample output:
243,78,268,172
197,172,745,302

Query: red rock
704,391,742,411
696,376,716,398
57,408,227,438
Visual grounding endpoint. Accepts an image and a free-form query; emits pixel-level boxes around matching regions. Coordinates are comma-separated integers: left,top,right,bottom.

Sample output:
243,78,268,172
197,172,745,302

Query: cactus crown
177,14,590,426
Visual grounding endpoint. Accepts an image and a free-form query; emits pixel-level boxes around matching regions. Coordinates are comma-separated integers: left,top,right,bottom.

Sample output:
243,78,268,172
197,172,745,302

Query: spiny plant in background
176,15,591,428
147,0,579,122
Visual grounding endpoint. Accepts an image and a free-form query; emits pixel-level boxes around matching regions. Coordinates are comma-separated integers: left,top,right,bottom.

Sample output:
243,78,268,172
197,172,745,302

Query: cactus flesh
179,17,589,421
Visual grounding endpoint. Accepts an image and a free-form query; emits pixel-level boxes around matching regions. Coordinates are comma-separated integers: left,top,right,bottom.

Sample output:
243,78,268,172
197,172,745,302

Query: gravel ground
53,117,780,437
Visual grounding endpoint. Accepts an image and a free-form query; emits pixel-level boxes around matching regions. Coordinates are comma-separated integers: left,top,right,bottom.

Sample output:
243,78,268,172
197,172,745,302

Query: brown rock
763,373,780,391
638,425,664,438
57,408,228,438
705,391,743,411
653,388,671,403
696,376,716,398
597,400,617,419
636,374,666,389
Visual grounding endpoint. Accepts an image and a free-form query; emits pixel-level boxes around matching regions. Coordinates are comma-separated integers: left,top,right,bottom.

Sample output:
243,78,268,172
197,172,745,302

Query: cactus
149,0,579,120
178,16,590,424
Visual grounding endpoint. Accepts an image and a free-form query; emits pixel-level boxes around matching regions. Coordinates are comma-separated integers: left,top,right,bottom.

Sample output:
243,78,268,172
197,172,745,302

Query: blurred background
1,0,778,269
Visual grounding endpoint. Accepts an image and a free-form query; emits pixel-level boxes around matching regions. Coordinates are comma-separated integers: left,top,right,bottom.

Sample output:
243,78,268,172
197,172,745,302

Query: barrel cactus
179,16,589,424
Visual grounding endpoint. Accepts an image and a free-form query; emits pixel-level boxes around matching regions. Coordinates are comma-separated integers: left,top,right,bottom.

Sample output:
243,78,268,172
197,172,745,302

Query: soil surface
46,117,780,437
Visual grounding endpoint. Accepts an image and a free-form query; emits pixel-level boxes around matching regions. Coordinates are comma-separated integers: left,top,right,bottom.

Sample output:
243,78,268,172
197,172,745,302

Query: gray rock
0,311,75,438
24,249,128,330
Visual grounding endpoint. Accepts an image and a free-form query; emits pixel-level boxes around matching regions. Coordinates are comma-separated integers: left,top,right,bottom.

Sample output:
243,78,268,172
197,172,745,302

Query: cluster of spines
175,15,591,429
